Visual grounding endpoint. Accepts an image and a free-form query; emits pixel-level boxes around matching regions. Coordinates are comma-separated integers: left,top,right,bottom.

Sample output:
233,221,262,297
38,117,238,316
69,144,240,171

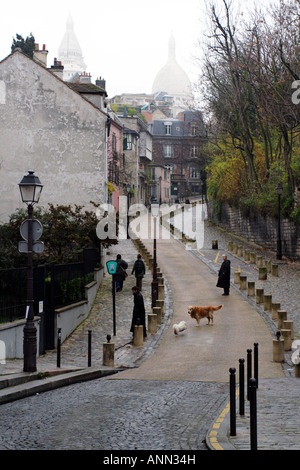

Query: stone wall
207,200,300,259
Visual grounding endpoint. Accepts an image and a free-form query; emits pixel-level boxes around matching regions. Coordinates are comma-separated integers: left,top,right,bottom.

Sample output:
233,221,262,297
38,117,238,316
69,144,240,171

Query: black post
88,330,92,367
254,343,259,388
112,274,116,336
23,204,37,372
247,348,252,400
229,367,236,436
151,215,158,307
57,328,61,368
239,358,245,416
250,378,258,450
277,190,282,260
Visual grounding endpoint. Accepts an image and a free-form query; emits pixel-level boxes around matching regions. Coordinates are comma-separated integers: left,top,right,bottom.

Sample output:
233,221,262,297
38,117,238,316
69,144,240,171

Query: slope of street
112,212,284,383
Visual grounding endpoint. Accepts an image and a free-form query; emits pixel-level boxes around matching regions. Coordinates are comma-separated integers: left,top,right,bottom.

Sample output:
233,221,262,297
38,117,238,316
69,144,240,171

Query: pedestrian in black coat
115,254,128,292
216,254,231,295
131,254,146,291
130,286,147,338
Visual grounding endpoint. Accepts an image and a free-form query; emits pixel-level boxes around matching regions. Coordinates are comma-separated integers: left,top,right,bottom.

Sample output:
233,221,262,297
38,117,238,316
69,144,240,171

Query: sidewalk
0,214,300,451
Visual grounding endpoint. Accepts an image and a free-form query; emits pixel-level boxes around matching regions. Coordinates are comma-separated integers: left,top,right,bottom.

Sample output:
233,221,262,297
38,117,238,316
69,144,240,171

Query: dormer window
164,122,172,135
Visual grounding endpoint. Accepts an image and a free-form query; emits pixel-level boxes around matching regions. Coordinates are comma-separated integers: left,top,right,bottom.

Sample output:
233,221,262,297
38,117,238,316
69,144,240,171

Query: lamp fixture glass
151,202,160,217
19,171,43,204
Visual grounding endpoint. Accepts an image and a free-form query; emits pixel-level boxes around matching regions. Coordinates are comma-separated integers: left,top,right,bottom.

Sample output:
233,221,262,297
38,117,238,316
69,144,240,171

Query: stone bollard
234,272,240,284
148,313,157,334
133,325,144,346
277,310,287,330
250,252,256,264
248,281,255,296
228,241,233,251
263,294,272,311
155,299,164,316
259,267,267,280
257,256,263,268
272,264,279,277
273,338,284,362
271,302,281,321
153,306,162,326
240,275,247,290
212,240,218,249
281,329,292,351
158,283,164,301
233,243,237,254
283,320,294,340
265,260,271,273
256,288,264,304
244,249,250,262
103,341,114,367
237,246,243,257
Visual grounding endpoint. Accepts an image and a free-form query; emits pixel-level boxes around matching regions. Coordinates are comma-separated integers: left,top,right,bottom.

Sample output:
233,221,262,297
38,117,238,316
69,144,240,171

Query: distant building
57,14,87,81
152,33,193,117
149,111,207,201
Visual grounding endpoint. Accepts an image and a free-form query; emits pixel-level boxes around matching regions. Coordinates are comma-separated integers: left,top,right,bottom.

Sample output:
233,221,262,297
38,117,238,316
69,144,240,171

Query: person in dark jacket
130,286,147,338
131,254,146,291
216,254,231,295
115,254,128,292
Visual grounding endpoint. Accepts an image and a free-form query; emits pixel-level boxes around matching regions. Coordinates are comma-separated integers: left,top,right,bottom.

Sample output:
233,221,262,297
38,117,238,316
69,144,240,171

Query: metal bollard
239,358,245,416
88,330,92,367
250,378,258,450
247,348,252,400
57,328,61,368
229,367,236,436
254,343,258,388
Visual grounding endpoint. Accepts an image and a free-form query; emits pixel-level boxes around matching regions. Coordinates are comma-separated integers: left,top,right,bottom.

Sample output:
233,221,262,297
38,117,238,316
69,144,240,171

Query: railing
0,249,98,323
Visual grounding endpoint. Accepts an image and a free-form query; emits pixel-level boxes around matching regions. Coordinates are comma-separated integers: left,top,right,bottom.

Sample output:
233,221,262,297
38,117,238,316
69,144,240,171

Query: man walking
131,254,146,291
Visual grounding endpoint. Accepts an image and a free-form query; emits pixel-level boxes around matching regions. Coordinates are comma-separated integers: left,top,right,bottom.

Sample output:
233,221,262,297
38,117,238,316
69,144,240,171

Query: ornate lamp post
276,182,283,260
151,203,159,307
19,171,43,372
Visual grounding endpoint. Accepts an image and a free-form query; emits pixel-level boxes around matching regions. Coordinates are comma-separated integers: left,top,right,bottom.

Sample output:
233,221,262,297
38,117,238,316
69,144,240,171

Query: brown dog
188,305,222,326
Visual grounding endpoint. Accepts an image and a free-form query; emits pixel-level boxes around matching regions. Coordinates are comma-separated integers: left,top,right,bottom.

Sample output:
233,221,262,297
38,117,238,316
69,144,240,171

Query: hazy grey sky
0,0,273,97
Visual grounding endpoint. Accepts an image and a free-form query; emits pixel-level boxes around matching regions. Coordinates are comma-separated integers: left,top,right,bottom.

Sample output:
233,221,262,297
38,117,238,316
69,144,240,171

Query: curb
0,367,124,405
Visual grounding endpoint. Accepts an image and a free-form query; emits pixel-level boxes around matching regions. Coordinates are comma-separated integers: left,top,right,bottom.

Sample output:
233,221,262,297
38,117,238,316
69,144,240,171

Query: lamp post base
23,321,37,372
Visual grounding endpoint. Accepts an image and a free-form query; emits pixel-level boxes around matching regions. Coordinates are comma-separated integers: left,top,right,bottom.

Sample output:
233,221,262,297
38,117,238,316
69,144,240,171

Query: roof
67,82,107,96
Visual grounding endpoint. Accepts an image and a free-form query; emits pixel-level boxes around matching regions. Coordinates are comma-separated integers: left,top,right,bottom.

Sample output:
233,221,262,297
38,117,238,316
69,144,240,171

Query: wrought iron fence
0,249,98,323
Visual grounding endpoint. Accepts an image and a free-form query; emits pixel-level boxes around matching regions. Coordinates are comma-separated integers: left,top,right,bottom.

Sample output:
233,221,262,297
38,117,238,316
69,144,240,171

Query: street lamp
276,182,283,260
19,171,43,372
151,203,159,307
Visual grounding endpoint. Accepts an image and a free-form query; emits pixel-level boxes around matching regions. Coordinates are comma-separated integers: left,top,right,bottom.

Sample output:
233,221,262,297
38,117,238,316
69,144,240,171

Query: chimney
33,43,48,67
79,72,92,84
49,58,64,79
95,77,106,90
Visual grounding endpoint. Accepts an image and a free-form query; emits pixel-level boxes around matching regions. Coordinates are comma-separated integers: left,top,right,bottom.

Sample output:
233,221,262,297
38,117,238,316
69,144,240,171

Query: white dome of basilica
152,34,192,97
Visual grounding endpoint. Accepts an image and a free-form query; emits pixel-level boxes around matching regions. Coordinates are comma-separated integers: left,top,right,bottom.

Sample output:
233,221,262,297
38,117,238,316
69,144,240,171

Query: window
123,134,134,150
163,144,173,158
191,125,197,136
164,123,172,135
190,145,198,158
189,167,200,179
165,165,174,174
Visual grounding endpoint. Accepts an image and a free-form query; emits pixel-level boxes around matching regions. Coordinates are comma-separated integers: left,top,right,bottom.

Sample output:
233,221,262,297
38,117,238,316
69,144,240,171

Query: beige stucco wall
0,50,107,222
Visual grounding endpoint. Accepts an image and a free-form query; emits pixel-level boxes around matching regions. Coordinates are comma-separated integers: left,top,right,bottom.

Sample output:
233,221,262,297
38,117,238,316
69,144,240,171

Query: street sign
20,219,43,241
106,260,118,275
18,241,44,253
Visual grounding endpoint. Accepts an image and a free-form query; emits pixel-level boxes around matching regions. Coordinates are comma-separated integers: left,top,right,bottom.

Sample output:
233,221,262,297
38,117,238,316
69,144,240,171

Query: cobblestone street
0,213,299,452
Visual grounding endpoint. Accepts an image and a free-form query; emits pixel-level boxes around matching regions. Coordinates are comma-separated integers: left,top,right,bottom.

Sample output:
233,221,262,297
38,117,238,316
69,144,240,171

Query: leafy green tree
0,204,118,268
11,33,35,58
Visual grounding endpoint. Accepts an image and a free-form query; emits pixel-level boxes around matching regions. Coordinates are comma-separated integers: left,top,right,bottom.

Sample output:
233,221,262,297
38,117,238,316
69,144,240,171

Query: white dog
173,321,187,335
